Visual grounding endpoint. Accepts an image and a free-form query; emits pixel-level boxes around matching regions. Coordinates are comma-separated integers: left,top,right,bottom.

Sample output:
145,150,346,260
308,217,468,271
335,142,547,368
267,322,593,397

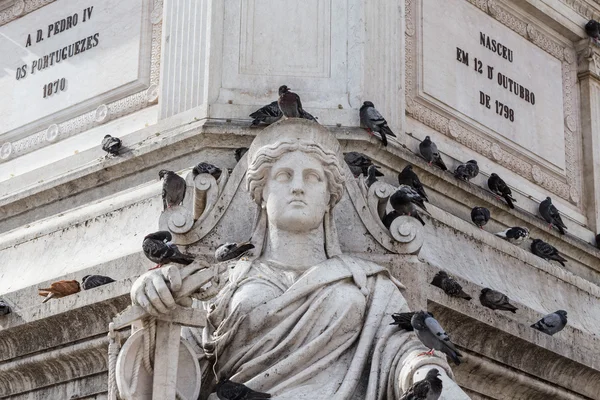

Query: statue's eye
275,171,291,182
305,171,321,183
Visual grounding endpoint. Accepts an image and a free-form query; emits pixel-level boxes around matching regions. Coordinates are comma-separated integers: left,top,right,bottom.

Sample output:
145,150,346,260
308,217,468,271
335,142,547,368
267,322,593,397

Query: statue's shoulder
336,254,405,291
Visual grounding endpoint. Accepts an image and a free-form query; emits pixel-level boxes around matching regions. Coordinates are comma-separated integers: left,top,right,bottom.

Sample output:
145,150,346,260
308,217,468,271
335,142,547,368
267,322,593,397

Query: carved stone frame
405,0,583,207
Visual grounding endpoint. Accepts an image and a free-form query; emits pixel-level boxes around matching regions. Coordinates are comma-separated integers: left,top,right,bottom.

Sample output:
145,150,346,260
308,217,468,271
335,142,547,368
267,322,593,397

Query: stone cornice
561,0,600,21
576,37,600,79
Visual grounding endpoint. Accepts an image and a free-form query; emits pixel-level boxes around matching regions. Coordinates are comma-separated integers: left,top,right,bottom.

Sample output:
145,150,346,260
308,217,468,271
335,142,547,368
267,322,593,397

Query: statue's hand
130,266,192,316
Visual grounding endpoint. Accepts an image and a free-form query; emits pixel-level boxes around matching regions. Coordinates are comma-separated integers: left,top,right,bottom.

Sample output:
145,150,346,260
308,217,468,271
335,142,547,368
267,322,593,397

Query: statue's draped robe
184,255,449,400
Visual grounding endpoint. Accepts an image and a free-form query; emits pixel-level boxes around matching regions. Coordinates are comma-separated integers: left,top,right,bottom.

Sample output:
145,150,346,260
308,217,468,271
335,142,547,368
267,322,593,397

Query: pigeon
397,165,428,202
454,160,479,181
38,280,81,303
430,271,472,300
596,233,600,249
479,288,518,313
539,197,567,235
234,148,249,162
382,210,401,230
365,165,381,188
359,101,397,147
215,242,255,262
343,152,383,178
390,311,417,331
531,310,568,336
277,85,317,122
471,206,490,228
159,170,186,210
81,275,115,290
193,162,222,180
585,19,600,39
215,379,271,400
494,227,529,245
249,101,282,126
101,135,122,157
399,368,443,400
411,310,462,365
0,300,11,316
142,231,195,270
531,238,567,267
488,173,516,209
419,136,447,171
390,185,428,226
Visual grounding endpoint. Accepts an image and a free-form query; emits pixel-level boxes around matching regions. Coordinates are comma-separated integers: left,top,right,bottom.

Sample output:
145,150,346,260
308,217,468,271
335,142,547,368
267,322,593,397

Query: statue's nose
292,188,304,195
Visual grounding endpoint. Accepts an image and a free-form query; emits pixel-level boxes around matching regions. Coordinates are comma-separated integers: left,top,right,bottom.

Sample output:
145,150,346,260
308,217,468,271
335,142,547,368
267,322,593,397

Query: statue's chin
272,210,324,233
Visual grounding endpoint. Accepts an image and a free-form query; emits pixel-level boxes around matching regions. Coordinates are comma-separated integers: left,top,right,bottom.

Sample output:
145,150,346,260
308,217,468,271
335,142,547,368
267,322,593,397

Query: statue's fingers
152,275,177,310
175,296,193,308
163,265,182,292
145,281,169,314
137,292,159,316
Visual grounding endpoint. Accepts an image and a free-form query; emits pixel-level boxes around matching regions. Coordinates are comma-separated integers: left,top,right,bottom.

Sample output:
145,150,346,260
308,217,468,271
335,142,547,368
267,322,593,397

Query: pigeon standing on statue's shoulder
479,288,518,313
399,368,443,400
159,170,186,210
431,271,472,300
101,135,122,157
531,238,567,266
82,275,115,290
398,165,428,202
495,227,529,245
215,379,271,400
471,206,490,228
419,136,447,171
359,101,397,147
488,173,516,209
531,310,568,336
411,310,462,365
143,231,195,270
539,197,567,234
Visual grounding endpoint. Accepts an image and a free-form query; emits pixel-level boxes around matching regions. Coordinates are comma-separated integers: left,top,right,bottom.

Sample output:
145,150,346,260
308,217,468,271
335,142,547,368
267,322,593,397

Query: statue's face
262,151,329,233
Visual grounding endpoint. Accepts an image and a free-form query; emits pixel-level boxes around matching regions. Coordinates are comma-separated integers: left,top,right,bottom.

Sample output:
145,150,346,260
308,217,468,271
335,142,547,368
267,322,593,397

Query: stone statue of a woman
130,119,470,399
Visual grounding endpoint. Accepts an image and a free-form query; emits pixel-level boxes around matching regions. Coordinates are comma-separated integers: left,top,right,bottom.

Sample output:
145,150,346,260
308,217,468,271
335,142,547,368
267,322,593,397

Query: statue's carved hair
246,140,345,207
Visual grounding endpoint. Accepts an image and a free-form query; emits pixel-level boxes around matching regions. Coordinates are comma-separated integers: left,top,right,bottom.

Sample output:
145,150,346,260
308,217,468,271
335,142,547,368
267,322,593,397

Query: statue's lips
288,199,307,206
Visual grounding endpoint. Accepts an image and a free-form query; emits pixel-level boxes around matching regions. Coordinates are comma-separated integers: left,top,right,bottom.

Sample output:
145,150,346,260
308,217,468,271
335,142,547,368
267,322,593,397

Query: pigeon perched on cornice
277,85,317,122
471,206,490,229
531,310,567,336
494,227,529,245
390,185,428,226
399,368,443,400
454,160,479,182
411,311,462,365
0,299,11,316
365,165,381,188
431,271,472,300
159,170,186,211
249,101,282,126
234,148,249,162
398,165,428,202
142,231,195,270
419,136,447,171
531,238,567,267
488,173,516,209
215,379,271,400
359,101,397,147
539,197,567,235
479,288,518,313
215,242,255,262
343,152,383,178
82,275,115,290
192,162,222,180
585,19,599,39
101,135,122,157
38,280,81,303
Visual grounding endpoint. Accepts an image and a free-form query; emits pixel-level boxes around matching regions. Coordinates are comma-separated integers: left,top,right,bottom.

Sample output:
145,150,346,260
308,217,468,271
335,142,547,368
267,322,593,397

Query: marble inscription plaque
421,0,565,171
0,0,151,136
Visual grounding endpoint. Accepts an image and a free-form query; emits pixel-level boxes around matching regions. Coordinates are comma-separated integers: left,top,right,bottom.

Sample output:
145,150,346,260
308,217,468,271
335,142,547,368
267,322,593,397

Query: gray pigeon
249,101,282,126
101,135,122,157
216,379,271,400
365,165,381,188
142,231,195,270
411,310,462,365
277,85,317,122
479,288,518,313
531,238,567,266
159,170,186,210
359,101,397,147
390,185,428,226
215,242,255,262
234,148,249,162
488,173,516,209
193,162,222,180
585,20,600,39
0,299,11,316
431,271,472,300
81,275,115,290
539,197,567,235
494,227,529,245
390,311,417,331
344,152,383,178
454,160,479,181
471,206,490,228
419,136,447,171
531,310,567,336
398,165,428,202
400,368,443,400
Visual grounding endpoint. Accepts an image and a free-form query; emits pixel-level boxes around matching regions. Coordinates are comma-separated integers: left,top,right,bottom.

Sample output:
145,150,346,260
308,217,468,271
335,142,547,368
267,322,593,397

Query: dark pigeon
411,310,462,365
399,368,443,400
390,185,428,226
359,101,397,147
365,165,381,188
390,311,417,331
159,170,186,211
531,310,568,336
249,101,282,126
596,233,600,249
215,242,255,262
488,173,516,209
193,162,222,180
479,288,518,313
142,231,195,270
471,206,490,228
81,275,115,290
531,238,567,267
277,85,317,122
454,160,479,181
344,152,383,178
431,271,472,300
216,379,271,400
101,135,122,157
419,136,447,171
585,20,600,39
234,148,249,162
494,227,529,245
539,197,567,234
398,165,428,202
382,210,401,230
0,300,11,316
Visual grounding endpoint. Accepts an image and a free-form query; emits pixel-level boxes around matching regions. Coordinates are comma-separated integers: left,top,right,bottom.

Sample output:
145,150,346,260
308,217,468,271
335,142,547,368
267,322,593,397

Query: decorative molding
0,0,52,26
489,0,527,37
560,0,600,21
